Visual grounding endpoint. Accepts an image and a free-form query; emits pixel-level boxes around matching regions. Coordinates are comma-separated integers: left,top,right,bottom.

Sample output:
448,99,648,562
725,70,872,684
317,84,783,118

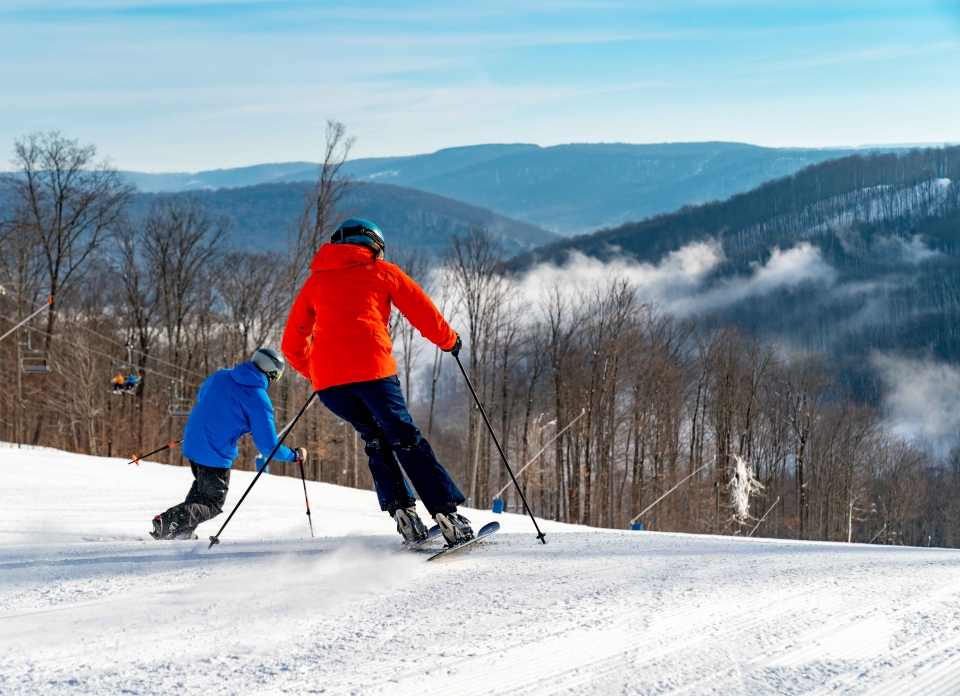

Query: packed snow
3,443,960,694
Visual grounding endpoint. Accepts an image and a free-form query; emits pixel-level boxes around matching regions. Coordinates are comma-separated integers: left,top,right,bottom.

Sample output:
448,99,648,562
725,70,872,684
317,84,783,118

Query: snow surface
3,444,960,694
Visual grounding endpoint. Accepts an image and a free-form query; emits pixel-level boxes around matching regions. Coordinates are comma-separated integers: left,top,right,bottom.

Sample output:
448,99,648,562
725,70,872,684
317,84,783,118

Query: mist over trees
1,132,958,547
522,147,960,403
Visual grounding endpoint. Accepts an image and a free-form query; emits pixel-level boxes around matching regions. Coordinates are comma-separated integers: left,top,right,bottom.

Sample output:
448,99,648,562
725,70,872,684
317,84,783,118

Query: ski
427,521,499,561
400,524,443,550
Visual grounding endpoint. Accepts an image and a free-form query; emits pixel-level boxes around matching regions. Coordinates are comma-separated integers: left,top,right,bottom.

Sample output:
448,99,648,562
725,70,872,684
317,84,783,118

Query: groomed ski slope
3,444,960,695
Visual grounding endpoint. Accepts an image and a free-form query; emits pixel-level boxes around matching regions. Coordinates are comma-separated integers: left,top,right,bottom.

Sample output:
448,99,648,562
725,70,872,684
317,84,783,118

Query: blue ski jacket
182,362,297,469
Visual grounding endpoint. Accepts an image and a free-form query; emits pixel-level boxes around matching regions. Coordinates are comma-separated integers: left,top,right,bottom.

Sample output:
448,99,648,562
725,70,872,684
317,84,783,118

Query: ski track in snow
3,445,960,694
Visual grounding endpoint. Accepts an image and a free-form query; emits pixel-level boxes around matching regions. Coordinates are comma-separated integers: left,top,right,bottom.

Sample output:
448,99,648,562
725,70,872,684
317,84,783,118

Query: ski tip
426,522,499,561
479,521,500,535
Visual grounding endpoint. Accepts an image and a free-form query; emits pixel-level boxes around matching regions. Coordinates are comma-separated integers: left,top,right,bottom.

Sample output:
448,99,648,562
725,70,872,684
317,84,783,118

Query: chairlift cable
0,285,208,380
0,312,204,390
0,297,52,344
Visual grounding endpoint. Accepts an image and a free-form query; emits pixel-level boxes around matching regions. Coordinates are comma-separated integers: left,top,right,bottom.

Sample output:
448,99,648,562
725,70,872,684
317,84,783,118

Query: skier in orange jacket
282,219,472,546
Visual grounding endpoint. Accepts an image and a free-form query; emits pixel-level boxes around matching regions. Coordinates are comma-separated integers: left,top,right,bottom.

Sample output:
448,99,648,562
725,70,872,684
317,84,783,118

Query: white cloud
901,236,939,264
872,354,960,455
675,242,836,314
744,41,960,74
518,240,837,315
518,241,723,304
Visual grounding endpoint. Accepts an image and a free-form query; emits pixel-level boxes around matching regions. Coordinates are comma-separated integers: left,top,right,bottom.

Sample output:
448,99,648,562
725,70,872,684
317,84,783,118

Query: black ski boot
435,512,474,547
150,514,177,540
393,506,429,543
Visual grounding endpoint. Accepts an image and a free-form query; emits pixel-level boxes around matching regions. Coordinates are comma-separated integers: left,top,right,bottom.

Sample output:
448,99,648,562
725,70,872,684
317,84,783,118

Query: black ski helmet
331,218,385,256
251,347,285,382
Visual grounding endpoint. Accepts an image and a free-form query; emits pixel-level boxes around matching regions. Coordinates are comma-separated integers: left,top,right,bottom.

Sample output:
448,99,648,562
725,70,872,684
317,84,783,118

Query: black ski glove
292,447,307,463
444,333,462,357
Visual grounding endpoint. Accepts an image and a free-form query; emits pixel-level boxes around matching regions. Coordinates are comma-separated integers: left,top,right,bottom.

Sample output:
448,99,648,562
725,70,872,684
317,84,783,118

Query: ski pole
453,354,546,545
127,439,182,466
298,456,315,537
208,392,318,549
278,396,316,439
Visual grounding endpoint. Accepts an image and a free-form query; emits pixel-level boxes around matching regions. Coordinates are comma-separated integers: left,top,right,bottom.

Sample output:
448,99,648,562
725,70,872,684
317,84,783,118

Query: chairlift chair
20,331,51,374
168,398,193,418
21,356,51,374
168,382,193,418
108,342,140,394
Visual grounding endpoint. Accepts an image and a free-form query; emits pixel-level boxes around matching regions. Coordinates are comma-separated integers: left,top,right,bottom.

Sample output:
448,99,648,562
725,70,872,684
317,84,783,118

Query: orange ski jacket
282,243,457,392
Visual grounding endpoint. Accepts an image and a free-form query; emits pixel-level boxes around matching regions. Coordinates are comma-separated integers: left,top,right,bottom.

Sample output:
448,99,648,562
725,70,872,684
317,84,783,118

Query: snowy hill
3,444,960,694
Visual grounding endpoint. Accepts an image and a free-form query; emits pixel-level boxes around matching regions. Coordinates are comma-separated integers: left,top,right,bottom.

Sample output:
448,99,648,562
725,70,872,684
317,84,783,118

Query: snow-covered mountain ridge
3,444,960,694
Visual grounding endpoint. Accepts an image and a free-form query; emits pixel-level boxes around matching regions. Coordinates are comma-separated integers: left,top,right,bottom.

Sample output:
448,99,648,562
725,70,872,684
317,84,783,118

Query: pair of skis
403,521,500,560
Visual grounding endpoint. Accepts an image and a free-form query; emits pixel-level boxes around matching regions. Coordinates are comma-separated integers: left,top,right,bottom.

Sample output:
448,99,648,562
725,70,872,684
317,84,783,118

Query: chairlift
122,341,134,371
20,331,51,374
123,374,140,394
111,342,139,394
168,382,193,418
110,373,140,395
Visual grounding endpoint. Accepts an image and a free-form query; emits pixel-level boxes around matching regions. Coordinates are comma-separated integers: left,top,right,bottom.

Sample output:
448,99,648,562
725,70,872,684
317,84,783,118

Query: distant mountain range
122,142,903,235
128,181,558,255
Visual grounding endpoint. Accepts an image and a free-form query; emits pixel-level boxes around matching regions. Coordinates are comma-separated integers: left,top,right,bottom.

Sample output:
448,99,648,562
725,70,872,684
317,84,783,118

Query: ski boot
150,514,178,540
434,512,474,547
393,506,429,543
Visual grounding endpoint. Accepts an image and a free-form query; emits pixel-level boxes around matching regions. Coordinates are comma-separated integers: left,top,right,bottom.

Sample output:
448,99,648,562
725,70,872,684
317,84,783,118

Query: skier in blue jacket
150,348,306,540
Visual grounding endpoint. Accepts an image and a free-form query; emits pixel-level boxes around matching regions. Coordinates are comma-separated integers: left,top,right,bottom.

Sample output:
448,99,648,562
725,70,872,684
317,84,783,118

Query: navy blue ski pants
316,375,465,517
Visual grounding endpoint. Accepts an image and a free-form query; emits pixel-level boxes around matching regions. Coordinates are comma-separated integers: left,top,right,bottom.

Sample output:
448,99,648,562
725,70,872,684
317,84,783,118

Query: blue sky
2,1,959,171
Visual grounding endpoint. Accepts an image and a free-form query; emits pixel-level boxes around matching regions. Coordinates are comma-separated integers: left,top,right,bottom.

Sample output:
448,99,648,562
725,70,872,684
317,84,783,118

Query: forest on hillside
1,132,958,547
125,179,556,256
522,147,960,402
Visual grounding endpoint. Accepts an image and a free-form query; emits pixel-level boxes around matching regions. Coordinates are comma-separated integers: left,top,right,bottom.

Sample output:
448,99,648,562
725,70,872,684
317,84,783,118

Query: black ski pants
161,462,230,535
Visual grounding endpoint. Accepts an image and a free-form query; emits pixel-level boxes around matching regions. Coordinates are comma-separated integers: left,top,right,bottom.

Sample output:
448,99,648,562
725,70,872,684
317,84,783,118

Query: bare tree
388,243,434,399
443,226,510,505
289,120,357,289
141,196,228,383
113,219,161,448
0,132,134,346
217,250,288,362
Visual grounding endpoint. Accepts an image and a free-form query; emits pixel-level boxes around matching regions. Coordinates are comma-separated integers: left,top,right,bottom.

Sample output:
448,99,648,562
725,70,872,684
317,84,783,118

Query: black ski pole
454,354,546,544
127,439,182,466
298,455,315,537
208,392,318,549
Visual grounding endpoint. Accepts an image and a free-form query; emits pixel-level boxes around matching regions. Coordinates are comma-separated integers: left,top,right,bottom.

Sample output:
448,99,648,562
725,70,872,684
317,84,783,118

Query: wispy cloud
675,242,836,314
3,1,959,169
519,241,723,304
744,41,960,73
900,236,939,264
519,241,836,315
873,353,960,455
